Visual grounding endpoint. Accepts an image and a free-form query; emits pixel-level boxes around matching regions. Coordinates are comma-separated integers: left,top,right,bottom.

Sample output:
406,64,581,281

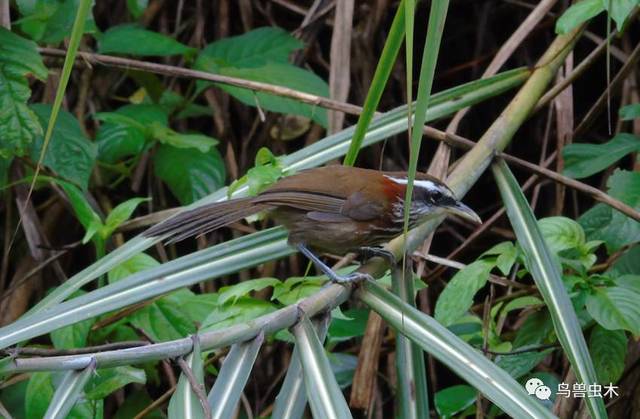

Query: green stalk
26,0,92,202
343,1,406,166
401,1,449,244
392,265,428,419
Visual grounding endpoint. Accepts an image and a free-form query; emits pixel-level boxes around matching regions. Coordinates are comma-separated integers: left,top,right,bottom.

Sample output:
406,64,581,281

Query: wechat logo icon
526,378,552,400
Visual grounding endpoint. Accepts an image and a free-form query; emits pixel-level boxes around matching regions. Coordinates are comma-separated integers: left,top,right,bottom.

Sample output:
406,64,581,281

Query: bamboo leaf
44,360,96,419
343,1,406,165
207,333,264,419
272,315,331,419
402,0,449,240
392,265,429,419
293,315,352,419
491,159,606,419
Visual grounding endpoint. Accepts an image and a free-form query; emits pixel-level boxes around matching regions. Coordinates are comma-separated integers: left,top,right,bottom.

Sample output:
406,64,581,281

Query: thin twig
535,30,616,112
412,252,528,289
2,341,150,357
573,40,640,138
133,385,176,419
38,47,364,117
481,343,560,356
176,356,212,419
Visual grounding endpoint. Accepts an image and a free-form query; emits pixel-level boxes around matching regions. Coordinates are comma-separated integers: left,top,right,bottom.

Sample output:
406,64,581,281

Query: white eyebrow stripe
384,175,440,191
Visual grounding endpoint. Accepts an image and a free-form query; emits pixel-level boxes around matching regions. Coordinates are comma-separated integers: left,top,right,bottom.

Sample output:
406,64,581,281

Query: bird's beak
446,202,482,224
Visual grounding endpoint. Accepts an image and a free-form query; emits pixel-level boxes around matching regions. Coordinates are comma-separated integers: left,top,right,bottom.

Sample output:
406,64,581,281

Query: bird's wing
341,191,386,220
253,191,345,214
259,166,393,221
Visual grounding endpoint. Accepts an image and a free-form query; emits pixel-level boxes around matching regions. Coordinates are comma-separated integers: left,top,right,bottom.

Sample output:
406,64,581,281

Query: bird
144,166,481,283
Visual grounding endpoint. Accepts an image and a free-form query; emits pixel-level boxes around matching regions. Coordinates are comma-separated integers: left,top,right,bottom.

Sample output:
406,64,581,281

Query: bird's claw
330,271,373,284
359,247,397,266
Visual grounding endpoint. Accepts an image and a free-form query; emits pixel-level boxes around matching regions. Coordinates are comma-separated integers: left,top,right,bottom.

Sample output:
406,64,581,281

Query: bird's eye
430,190,443,202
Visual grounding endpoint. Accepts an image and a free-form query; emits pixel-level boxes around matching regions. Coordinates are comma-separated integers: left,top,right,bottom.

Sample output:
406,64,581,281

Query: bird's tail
144,197,270,243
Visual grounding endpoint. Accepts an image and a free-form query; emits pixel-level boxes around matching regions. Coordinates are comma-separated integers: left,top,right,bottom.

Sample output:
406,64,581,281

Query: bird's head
383,175,482,225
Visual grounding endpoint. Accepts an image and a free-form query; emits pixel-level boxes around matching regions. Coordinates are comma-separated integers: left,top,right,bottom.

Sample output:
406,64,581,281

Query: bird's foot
358,247,397,266
328,271,373,284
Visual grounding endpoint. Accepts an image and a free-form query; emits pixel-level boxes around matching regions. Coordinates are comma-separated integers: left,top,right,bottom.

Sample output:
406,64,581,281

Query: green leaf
196,27,302,67
562,134,640,179
495,349,554,379
54,178,102,232
434,385,476,419
50,293,94,349
482,241,518,276
96,104,168,163
580,170,640,252
609,245,640,276
195,27,328,126
96,123,146,163
129,290,198,341
620,103,640,120
555,0,605,34
16,0,97,43
85,366,147,400
586,275,640,335
327,308,370,343
606,0,637,30
150,123,219,152
435,259,495,326
228,147,285,197
201,297,277,331
513,310,554,348
153,144,226,205
158,90,211,119
216,64,329,127
103,197,149,237
328,352,358,389
95,104,169,128
82,218,102,244
539,216,586,253
0,27,48,158
271,275,327,306
491,296,543,325
30,104,97,190
25,372,54,419
589,325,627,384
98,24,195,56
218,277,281,305
0,378,27,418
126,0,148,18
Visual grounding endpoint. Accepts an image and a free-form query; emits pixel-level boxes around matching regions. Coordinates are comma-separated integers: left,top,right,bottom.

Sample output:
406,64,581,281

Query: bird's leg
357,246,397,266
296,244,373,283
